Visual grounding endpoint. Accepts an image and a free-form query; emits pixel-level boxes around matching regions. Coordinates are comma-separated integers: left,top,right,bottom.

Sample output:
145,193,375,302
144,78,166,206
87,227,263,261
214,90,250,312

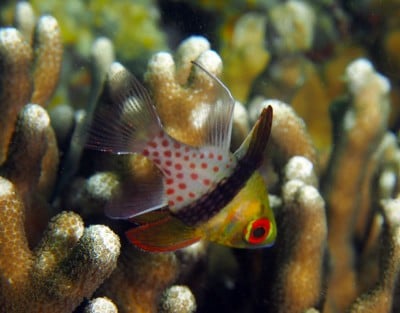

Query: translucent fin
86,62,163,154
105,173,167,219
126,214,202,252
191,61,235,152
234,105,273,164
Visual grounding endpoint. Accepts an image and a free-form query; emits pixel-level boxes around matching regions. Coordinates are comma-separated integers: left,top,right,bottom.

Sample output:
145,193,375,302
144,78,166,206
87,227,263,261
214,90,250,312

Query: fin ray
191,61,235,151
87,62,162,154
105,173,167,219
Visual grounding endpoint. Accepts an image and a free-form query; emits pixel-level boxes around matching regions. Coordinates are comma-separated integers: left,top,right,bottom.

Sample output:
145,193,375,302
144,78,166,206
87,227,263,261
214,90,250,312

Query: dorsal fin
234,105,273,164
86,62,163,154
190,61,235,152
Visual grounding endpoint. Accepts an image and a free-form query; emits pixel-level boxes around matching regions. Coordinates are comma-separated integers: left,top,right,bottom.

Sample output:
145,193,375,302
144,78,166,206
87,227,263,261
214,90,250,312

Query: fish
86,60,276,252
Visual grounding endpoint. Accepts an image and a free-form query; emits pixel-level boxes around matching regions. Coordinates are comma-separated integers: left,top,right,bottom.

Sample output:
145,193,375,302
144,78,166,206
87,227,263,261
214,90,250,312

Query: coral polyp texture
0,3,120,313
1,1,400,313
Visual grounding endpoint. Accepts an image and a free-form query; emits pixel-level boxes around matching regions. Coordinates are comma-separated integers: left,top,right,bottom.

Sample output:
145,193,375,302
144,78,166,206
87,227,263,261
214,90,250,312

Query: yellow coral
220,12,270,102
30,0,166,60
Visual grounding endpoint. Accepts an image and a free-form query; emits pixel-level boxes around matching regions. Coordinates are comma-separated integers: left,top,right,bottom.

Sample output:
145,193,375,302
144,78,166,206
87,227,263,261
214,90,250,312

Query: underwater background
0,0,400,312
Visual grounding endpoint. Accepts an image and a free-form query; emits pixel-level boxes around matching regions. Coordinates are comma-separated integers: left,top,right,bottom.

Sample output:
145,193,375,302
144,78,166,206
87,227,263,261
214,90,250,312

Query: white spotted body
142,131,236,211
88,61,238,221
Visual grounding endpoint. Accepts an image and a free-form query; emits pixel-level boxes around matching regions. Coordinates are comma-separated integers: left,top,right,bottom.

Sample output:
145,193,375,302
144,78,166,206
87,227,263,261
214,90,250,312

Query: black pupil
252,226,266,238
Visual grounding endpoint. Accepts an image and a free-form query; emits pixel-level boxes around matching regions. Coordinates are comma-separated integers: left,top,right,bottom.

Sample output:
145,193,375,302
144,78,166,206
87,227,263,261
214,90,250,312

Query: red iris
244,218,271,245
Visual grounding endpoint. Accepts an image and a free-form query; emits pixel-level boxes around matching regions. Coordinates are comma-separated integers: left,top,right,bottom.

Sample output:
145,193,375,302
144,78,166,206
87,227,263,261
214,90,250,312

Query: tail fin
87,62,163,154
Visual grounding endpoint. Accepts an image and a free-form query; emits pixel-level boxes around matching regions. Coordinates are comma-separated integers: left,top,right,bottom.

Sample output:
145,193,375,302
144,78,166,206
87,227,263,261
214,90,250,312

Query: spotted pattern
142,131,236,212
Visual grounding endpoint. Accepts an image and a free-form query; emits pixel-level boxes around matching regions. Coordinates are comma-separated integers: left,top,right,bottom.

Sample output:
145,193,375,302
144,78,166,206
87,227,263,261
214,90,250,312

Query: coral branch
348,198,400,312
268,157,327,312
0,179,120,312
31,15,62,106
0,28,33,165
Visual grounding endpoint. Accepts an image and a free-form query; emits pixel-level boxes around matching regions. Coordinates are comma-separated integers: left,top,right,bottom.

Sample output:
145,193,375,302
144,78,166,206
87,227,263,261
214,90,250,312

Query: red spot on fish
189,163,196,169
190,173,198,180
217,154,223,161
189,192,196,198
149,141,157,148
185,146,190,152
203,179,211,186
200,153,205,159
176,173,184,179
208,152,214,159
153,159,161,165
178,183,187,190
168,200,175,207
184,155,189,161
166,178,174,185
143,149,149,156
175,152,181,157
152,151,159,157
166,188,175,195
201,163,208,169
166,160,172,166
164,169,171,176
213,166,219,172
176,196,184,202
164,150,172,157
226,164,230,169
162,139,169,147
175,163,182,170
174,142,181,149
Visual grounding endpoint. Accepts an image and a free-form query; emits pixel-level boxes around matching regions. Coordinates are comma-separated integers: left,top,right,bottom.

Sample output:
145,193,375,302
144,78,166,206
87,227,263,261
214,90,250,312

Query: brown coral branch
98,245,179,313
84,297,118,313
249,98,318,170
1,104,58,245
0,178,120,313
348,198,400,312
145,36,224,146
30,15,62,107
268,157,327,313
0,28,33,165
322,59,391,312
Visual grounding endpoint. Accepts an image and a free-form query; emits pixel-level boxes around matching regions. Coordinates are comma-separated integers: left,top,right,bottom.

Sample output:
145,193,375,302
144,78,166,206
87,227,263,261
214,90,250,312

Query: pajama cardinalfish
87,61,276,252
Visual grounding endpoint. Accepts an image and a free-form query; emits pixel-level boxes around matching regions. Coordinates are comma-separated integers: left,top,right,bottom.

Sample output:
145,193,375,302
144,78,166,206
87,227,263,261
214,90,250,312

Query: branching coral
322,58,391,312
0,28,32,165
145,36,224,145
158,285,197,313
2,1,400,313
267,157,327,313
0,3,121,312
0,178,120,312
220,12,270,102
83,297,118,313
96,246,179,313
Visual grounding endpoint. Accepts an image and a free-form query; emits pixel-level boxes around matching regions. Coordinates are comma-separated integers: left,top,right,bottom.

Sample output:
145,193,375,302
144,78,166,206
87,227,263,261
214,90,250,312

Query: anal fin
126,214,203,252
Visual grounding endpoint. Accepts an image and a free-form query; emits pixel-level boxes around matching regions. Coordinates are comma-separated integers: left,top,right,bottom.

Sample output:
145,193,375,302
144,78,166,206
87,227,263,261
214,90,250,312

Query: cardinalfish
87,61,276,252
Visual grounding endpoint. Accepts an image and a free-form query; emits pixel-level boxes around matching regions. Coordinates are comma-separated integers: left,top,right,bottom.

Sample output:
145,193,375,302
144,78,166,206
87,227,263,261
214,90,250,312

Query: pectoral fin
126,213,203,252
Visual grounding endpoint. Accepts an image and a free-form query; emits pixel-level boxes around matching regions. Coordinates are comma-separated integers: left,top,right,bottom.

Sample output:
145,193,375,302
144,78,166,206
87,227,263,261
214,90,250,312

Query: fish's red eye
243,218,271,245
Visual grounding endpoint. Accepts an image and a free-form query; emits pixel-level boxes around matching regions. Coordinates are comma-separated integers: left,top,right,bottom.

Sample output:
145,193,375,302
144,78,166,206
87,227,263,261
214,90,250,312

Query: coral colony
0,1,400,313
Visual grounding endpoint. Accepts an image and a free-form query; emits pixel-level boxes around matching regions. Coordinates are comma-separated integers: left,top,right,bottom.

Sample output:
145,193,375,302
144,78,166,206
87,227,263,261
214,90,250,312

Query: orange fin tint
126,214,202,252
